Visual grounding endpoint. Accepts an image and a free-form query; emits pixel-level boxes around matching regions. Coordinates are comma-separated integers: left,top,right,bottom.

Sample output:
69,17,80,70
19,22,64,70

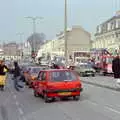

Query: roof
29,66,47,68
99,11,120,26
72,25,91,36
41,69,70,72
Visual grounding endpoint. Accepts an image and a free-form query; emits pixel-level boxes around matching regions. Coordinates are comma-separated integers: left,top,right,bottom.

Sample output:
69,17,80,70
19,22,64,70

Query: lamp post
64,0,68,66
16,32,24,58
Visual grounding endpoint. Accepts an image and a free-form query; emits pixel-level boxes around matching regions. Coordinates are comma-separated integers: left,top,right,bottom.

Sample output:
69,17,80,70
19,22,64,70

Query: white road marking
18,108,24,115
117,104,120,108
87,100,98,106
105,106,120,114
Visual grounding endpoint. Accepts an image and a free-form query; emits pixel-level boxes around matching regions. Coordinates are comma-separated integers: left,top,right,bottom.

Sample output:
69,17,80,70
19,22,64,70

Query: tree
27,33,46,51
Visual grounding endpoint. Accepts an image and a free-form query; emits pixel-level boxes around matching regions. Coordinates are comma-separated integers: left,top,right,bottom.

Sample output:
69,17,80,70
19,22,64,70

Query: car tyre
103,72,106,76
44,93,50,103
34,90,39,97
80,73,83,77
29,85,32,88
92,74,95,77
73,96,80,101
25,82,29,86
51,97,56,102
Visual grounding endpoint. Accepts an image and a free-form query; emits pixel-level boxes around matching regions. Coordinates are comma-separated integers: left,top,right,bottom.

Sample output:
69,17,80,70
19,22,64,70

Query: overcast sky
0,0,119,43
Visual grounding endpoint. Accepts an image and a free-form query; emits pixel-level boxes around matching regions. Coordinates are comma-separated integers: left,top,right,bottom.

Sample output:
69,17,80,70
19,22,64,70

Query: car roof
40,69,71,72
29,66,47,69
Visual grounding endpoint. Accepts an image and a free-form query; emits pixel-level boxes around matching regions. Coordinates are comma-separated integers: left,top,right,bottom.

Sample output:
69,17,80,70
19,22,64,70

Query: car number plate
58,92,71,95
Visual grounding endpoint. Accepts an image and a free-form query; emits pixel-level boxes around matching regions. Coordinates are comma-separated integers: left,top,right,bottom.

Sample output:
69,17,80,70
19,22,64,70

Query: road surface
0,75,120,120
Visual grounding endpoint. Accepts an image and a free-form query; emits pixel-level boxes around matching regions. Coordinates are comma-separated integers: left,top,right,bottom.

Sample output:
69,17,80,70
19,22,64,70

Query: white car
40,60,49,65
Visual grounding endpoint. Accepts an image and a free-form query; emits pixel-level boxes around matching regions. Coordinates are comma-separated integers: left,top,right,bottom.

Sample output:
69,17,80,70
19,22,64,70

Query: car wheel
103,72,106,76
73,96,80,101
25,82,28,85
29,85,32,88
80,73,83,77
34,90,39,97
92,74,95,77
44,93,50,103
51,97,56,102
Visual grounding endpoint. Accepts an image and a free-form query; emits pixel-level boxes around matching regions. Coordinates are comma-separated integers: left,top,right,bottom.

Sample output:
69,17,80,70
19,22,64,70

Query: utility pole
64,0,68,66
16,33,24,58
25,16,43,55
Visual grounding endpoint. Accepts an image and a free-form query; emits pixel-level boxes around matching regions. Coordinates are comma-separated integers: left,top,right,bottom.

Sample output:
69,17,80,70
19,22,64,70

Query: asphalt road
0,74,120,120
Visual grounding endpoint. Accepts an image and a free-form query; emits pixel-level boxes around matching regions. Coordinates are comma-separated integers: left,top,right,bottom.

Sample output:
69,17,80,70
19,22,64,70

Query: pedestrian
13,61,23,91
0,60,9,91
112,55,120,87
52,63,59,69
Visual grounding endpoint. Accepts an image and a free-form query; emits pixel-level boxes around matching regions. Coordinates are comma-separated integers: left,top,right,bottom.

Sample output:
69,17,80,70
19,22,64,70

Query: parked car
74,64,96,77
33,69,83,102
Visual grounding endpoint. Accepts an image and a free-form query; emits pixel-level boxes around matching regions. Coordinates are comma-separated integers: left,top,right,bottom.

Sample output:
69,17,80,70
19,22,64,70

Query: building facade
23,41,31,57
37,26,91,59
3,42,19,56
93,11,120,53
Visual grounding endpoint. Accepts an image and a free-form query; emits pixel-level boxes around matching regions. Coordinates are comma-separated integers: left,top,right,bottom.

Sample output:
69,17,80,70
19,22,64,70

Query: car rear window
30,68,42,74
50,71,77,82
80,64,91,68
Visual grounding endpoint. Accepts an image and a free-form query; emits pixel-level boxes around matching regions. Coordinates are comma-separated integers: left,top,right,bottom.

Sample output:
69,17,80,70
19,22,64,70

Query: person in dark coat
51,63,59,69
13,61,22,91
112,55,120,79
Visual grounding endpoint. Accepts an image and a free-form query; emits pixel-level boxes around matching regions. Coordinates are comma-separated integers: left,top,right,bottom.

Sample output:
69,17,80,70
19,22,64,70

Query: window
106,57,113,64
50,71,77,82
79,64,92,69
31,67,42,74
38,72,46,81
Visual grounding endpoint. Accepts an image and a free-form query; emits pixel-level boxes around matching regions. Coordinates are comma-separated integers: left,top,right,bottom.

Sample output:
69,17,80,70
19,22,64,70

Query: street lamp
16,32,24,57
64,0,68,66
25,16,43,53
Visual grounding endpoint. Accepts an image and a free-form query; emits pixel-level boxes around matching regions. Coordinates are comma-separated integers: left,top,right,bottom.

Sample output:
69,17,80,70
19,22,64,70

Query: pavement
80,75,120,91
0,74,120,120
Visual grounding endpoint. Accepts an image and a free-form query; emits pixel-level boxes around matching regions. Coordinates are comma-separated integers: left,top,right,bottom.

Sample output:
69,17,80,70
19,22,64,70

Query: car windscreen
30,68,42,74
79,64,91,68
56,62,65,67
51,71,77,82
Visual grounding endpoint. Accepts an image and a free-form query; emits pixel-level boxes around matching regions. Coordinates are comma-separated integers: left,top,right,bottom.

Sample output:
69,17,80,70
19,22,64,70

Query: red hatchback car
33,69,83,102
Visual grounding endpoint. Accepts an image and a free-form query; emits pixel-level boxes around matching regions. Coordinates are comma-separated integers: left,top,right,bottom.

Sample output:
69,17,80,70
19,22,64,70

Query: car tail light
47,85,55,90
47,85,56,92
76,84,82,89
